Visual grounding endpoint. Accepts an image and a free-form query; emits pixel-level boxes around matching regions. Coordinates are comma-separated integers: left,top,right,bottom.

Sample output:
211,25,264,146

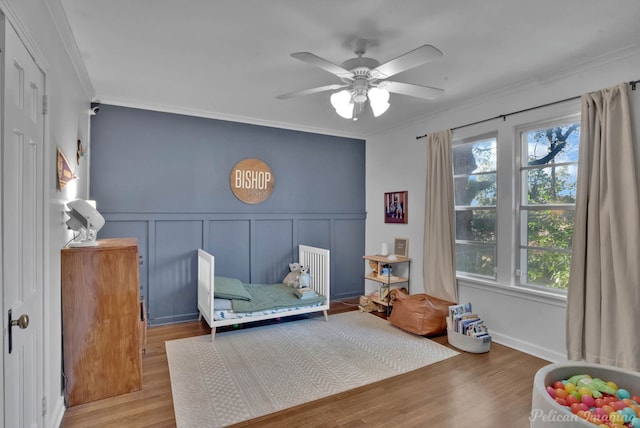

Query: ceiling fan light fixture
281,42,444,120
336,102,354,119
353,92,367,104
368,87,390,117
370,101,390,117
330,89,351,109
331,90,354,119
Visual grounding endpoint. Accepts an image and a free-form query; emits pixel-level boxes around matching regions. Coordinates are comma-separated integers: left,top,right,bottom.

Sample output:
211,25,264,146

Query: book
294,287,318,299
468,320,489,336
296,293,318,299
448,303,472,321
447,303,490,333
459,317,481,335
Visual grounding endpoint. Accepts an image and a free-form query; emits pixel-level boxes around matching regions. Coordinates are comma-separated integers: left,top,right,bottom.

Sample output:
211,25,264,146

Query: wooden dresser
61,238,142,406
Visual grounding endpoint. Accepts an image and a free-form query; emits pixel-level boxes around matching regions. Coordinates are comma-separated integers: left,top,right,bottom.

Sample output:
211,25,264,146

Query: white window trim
516,113,580,291
453,133,498,279
457,276,567,307
452,98,581,299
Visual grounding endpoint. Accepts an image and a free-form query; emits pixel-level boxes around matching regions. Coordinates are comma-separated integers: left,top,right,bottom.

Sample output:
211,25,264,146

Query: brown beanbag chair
388,291,455,336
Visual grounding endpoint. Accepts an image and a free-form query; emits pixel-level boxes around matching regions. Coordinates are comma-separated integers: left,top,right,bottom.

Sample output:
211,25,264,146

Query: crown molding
95,96,366,140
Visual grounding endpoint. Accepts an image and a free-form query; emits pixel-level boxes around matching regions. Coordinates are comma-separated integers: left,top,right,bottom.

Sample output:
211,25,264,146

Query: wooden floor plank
61,299,549,427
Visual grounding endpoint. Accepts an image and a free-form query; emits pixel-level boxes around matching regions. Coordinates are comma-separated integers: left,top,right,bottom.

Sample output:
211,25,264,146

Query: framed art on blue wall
384,191,407,224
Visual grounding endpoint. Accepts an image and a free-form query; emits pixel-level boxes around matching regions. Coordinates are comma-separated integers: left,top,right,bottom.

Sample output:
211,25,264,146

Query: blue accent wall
90,105,366,325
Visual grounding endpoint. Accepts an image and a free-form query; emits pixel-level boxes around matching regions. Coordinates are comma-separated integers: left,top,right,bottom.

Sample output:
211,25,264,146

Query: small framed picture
384,191,408,224
394,238,409,257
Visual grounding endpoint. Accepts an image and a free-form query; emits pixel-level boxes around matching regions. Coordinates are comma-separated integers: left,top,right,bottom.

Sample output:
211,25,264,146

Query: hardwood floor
61,299,550,427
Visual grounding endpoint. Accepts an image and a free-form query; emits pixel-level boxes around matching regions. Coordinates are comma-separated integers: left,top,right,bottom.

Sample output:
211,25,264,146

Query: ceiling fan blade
380,81,444,100
290,52,354,79
372,45,443,78
277,83,348,99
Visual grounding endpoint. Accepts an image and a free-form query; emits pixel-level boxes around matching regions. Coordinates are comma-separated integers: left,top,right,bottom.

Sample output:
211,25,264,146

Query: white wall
1,1,93,426
365,49,640,362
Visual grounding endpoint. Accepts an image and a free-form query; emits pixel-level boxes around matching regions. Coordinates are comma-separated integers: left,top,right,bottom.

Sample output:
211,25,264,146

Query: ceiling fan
277,39,444,120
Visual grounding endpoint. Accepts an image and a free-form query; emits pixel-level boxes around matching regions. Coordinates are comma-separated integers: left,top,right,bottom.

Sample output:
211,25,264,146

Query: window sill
456,275,567,308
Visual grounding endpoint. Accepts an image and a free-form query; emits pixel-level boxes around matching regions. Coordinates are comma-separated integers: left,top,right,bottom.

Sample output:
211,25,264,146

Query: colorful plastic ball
582,411,600,424
576,409,589,419
609,411,624,425
553,381,565,390
617,389,631,400
555,388,569,399
582,394,596,408
620,408,637,422
593,407,608,420
578,386,593,397
588,413,604,424
602,405,615,414
555,397,568,406
631,417,640,428
632,395,640,404
570,403,584,414
564,382,577,393
546,386,557,398
595,398,607,408
606,381,619,390
566,394,580,406
611,400,627,411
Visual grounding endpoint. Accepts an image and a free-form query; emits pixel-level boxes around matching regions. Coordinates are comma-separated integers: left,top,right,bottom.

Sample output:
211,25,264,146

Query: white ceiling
58,0,640,138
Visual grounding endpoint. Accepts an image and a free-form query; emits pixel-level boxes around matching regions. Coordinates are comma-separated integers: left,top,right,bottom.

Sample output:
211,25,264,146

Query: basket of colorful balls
531,362,640,427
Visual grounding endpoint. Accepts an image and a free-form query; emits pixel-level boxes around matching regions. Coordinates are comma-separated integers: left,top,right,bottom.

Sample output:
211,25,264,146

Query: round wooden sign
229,158,274,204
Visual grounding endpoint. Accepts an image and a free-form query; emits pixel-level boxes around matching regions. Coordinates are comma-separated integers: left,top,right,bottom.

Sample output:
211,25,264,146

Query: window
518,119,580,291
451,103,581,294
453,136,497,279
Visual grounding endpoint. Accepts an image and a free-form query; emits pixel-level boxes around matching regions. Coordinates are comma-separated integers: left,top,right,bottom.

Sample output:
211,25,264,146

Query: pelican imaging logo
529,409,580,424
230,158,274,204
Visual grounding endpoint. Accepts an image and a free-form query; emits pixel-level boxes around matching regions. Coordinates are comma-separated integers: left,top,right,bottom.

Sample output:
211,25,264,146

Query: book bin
447,329,491,353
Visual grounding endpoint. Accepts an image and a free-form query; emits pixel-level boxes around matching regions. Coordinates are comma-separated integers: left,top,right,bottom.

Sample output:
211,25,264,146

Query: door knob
7,309,29,354
11,313,29,329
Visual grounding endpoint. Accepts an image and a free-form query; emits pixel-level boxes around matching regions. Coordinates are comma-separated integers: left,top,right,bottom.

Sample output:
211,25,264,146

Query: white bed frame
197,245,330,340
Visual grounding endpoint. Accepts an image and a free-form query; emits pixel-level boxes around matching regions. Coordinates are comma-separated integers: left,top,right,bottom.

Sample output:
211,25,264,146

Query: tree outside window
453,137,497,279
519,120,580,290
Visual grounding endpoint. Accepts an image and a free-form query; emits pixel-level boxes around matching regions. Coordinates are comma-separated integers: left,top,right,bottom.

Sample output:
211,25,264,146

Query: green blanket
231,283,326,312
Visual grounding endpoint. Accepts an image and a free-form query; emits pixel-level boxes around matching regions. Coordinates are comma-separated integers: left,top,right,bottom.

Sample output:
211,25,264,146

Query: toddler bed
197,244,330,340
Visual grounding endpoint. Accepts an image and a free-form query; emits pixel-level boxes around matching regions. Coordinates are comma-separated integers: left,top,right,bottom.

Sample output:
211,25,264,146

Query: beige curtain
566,83,640,370
423,129,458,303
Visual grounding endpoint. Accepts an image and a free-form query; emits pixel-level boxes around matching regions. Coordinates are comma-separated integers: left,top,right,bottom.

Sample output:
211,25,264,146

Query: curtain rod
416,79,640,140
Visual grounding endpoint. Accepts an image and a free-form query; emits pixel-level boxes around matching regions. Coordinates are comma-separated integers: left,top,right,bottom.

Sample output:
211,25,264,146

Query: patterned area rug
166,311,458,427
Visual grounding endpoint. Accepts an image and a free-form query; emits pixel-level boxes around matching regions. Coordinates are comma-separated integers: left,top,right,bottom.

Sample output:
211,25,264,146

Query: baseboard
490,331,568,363
48,394,65,428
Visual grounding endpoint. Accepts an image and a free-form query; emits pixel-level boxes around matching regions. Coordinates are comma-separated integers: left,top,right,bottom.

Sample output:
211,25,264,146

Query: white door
1,17,45,428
